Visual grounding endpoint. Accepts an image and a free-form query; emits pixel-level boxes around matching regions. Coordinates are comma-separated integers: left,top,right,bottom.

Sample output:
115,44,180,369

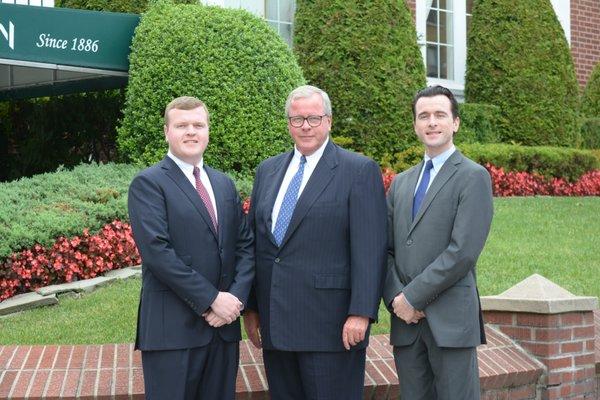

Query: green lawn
1,197,598,343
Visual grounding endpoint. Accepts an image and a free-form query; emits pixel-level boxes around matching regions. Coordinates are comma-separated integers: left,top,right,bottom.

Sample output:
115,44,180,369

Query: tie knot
425,159,434,171
193,166,201,179
300,155,307,164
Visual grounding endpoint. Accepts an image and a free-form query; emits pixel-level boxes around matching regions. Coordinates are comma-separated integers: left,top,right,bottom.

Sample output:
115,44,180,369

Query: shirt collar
293,136,329,164
167,151,204,175
424,145,456,173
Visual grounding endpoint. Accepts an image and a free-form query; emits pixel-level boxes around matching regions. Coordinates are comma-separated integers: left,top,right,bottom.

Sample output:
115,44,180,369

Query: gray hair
285,85,332,117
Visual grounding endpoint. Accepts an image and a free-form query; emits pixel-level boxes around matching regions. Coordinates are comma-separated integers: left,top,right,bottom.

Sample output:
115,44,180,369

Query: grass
1,197,598,343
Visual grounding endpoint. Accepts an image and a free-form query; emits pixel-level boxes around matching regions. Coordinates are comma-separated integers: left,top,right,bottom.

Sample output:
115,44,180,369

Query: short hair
412,85,459,121
164,96,209,125
285,85,332,117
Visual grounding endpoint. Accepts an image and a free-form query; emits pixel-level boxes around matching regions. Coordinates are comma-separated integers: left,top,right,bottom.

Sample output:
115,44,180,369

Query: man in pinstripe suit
243,85,387,399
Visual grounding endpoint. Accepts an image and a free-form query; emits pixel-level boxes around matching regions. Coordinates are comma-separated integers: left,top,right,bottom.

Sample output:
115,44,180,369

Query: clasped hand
202,292,243,327
392,293,425,324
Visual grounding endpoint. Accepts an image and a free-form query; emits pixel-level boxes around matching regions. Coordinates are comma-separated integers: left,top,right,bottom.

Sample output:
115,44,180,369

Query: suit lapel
264,151,294,247
401,162,422,232
205,166,225,245
161,157,219,241
409,150,462,234
279,141,338,249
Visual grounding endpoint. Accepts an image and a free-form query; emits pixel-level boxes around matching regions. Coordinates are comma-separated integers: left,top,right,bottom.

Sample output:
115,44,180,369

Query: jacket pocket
314,274,350,289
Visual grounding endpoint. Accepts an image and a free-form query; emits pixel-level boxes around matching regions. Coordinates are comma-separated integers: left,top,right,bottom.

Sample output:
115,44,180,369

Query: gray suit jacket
383,150,493,348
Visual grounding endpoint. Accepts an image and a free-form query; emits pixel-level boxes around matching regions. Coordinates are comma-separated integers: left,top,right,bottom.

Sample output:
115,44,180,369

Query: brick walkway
0,327,546,399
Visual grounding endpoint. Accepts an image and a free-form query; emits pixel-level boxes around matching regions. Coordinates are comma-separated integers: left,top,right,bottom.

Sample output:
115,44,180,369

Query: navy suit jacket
248,141,387,352
128,156,254,351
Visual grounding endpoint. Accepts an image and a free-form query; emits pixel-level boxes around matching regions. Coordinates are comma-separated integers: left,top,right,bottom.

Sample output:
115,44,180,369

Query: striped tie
193,166,218,232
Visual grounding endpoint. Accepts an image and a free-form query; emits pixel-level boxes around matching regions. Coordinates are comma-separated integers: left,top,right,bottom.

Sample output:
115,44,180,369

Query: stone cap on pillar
481,273,598,314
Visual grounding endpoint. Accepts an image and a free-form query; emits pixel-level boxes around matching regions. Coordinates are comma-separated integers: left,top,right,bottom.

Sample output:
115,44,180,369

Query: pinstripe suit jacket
248,141,387,352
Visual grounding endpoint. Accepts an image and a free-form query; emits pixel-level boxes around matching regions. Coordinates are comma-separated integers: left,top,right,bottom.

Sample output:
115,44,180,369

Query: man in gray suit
384,85,493,400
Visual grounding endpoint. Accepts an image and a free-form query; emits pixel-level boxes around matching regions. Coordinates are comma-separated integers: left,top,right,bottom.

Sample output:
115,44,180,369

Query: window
203,0,295,47
425,0,454,80
265,0,295,46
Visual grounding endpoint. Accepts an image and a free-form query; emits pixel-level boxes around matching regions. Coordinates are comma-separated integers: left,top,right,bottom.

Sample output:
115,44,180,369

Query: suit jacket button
406,239,413,246
275,258,280,263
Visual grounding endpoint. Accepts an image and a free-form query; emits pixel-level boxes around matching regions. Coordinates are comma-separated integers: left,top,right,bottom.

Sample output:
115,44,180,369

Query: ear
164,125,168,142
453,116,460,133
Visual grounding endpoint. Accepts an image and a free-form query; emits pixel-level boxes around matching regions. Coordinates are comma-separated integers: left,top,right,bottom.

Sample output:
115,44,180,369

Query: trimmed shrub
465,0,580,147
118,3,305,175
294,0,426,161
56,0,195,13
0,163,138,259
580,118,600,149
458,103,502,144
582,62,600,118
386,143,598,181
459,143,598,182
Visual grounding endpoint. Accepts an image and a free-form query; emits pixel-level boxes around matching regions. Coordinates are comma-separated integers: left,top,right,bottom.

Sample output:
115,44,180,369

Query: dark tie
273,155,307,246
193,166,218,232
412,160,434,220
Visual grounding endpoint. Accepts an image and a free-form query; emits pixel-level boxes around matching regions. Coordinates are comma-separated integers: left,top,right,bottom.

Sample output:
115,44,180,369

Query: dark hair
412,85,459,121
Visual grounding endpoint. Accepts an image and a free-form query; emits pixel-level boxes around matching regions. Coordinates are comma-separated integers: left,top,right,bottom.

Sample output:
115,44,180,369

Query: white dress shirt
414,145,456,195
168,151,218,223
271,137,329,232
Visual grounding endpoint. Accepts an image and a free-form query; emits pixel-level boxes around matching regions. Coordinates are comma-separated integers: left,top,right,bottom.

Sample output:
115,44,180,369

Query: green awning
0,4,139,100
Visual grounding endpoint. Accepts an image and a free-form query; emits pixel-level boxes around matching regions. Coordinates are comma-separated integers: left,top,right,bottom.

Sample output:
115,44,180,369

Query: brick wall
485,310,597,399
571,0,600,87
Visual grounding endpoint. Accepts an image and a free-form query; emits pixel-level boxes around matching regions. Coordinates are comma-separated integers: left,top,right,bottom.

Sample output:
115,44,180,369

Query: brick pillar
481,274,598,400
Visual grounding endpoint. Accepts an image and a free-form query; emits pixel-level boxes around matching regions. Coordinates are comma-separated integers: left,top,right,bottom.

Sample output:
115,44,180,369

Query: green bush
465,0,580,147
0,91,124,182
458,103,502,144
581,62,600,118
118,3,304,175
294,0,426,162
580,118,600,149
56,0,195,13
0,163,138,260
459,143,598,181
386,143,598,181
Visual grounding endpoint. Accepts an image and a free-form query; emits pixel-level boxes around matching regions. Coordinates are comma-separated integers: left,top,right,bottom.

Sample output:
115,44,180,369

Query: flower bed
0,220,139,301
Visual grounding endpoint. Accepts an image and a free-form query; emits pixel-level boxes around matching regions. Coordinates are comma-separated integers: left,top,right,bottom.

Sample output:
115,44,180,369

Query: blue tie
273,155,307,246
412,159,434,220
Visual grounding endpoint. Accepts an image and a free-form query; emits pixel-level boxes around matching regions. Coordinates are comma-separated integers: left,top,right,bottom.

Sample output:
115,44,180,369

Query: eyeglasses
288,115,328,128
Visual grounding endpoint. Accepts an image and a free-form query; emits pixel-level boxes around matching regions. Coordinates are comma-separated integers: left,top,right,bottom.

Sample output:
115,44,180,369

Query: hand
210,292,243,323
202,310,229,327
342,315,369,350
243,309,262,349
392,293,424,324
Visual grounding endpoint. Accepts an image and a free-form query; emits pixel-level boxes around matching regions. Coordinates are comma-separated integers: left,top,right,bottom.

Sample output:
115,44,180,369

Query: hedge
0,163,137,260
387,143,599,182
294,0,426,162
582,62,600,118
56,0,195,13
457,103,502,144
580,118,600,150
0,91,124,183
465,0,580,147
118,3,305,175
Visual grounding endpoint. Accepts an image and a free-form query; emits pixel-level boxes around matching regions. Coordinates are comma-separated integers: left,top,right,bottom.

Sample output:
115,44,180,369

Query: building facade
210,0,600,94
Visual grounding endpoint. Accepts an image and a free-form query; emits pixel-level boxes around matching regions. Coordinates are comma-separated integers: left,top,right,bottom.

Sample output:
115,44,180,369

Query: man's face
413,95,459,158
287,93,331,156
164,106,209,165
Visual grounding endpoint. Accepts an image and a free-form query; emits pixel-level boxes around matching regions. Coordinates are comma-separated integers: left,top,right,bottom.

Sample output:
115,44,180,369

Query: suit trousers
263,348,366,400
393,319,480,400
141,334,239,400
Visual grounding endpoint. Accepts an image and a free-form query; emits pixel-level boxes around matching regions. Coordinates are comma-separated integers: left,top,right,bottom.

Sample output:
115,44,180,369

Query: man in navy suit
243,85,387,399
128,96,254,400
